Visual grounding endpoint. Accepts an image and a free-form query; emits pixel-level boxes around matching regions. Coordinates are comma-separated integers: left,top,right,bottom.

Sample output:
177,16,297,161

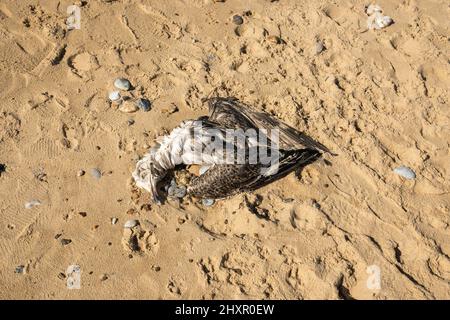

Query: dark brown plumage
185,97,327,199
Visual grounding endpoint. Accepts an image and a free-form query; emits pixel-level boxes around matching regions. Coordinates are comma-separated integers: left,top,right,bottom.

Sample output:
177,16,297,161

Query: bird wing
187,148,321,199
207,97,333,154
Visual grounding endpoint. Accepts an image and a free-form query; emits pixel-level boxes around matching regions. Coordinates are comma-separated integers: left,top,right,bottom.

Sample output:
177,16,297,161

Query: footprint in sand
0,112,21,142
121,222,159,256
67,52,99,78
290,202,327,232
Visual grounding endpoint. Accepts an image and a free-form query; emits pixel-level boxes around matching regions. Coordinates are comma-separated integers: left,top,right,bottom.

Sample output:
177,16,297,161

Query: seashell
108,90,121,101
393,166,416,180
119,100,138,113
111,217,118,225
367,12,393,30
366,4,393,30
114,78,131,91
202,198,215,206
77,169,85,177
136,98,151,112
90,168,102,179
25,200,41,209
124,219,139,229
366,4,383,16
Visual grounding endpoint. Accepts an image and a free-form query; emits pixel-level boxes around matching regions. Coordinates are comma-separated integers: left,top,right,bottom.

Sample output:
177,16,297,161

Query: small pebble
168,184,187,198
111,217,118,225
25,200,41,209
393,166,416,180
127,119,135,126
108,90,121,102
119,100,139,113
77,170,85,177
202,198,215,207
136,98,151,112
100,274,109,281
315,40,325,54
124,219,139,229
311,199,321,209
60,238,72,246
15,265,25,274
0,163,6,176
90,168,102,179
232,15,244,25
114,78,131,91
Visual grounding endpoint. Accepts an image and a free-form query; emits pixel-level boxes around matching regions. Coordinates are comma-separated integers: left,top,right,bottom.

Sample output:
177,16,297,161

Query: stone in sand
119,100,139,113
168,184,187,198
136,98,151,112
232,15,244,25
15,265,25,274
124,219,139,229
109,90,121,102
60,238,72,246
114,78,132,91
202,198,215,206
393,166,416,180
315,40,325,54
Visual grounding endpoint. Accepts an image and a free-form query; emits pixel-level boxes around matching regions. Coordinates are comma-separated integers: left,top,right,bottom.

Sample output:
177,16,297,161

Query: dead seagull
133,97,331,203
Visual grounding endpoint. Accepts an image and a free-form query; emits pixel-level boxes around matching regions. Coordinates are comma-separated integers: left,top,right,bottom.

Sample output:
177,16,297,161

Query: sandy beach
0,0,449,299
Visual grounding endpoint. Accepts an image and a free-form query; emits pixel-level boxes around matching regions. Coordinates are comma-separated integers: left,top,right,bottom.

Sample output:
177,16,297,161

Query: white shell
366,4,393,30
25,200,41,209
109,91,121,101
393,166,416,180
367,12,393,30
366,4,382,16
111,217,118,225
124,219,139,229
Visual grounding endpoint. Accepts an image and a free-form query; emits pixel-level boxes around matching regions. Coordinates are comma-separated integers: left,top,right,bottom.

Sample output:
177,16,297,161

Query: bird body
132,97,329,202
